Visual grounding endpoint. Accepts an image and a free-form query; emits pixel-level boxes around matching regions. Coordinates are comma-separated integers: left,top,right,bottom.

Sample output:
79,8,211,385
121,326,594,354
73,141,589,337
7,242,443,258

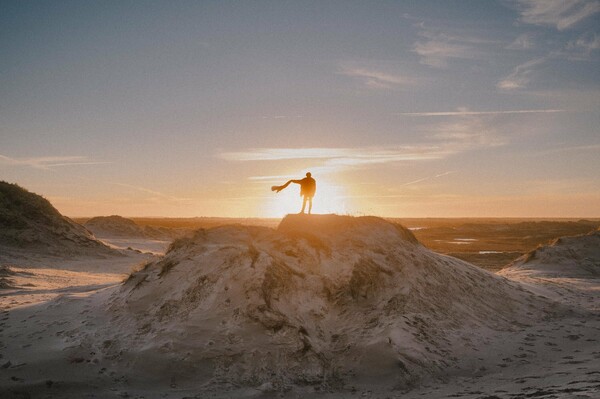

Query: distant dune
84,215,147,238
501,228,600,278
84,215,188,240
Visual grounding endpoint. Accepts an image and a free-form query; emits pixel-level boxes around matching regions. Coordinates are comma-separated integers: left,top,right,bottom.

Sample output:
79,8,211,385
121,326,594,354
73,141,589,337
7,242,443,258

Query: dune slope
0,181,118,261
502,229,600,279
96,214,555,390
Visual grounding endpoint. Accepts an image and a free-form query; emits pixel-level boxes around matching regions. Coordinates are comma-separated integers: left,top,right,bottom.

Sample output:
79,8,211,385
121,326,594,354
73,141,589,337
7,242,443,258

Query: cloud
506,33,536,50
395,108,566,116
517,0,600,30
538,143,600,154
0,155,110,170
496,57,547,90
113,183,192,203
418,29,500,45
400,171,457,187
221,146,450,164
261,115,303,119
566,32,600,58
222,115,506,181
499,31,599,90
413,40,473,68
573,33,600,50
428,117,507,148
411,25,492,68
500,2,600,91
338,65,417,89
248,174,301,181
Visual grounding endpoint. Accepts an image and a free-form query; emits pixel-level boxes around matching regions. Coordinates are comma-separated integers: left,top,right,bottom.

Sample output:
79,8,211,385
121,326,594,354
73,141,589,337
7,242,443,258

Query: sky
1,0,599,218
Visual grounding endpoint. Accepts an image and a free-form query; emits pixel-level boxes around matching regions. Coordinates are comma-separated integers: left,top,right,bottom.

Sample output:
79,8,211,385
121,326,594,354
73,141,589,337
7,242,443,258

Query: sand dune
97,215,555,391
82,215,190,255
0,182,121,265
84,215,189,241
502,229,600,279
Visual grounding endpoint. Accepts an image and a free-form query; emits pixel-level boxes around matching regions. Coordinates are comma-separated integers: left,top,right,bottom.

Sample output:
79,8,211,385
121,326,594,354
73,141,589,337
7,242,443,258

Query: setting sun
262,175,350,218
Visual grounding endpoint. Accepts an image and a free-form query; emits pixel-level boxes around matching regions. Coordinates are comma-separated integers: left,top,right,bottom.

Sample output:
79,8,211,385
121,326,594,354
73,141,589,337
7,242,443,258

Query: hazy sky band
395,109,567,116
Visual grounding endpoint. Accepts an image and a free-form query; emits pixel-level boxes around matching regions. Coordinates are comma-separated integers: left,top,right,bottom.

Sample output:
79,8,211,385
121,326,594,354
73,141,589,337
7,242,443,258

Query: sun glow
262,177,349,218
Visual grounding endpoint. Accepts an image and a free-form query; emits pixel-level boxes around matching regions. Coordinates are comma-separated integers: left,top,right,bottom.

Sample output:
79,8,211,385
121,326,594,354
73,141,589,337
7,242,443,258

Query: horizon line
67,214,600,220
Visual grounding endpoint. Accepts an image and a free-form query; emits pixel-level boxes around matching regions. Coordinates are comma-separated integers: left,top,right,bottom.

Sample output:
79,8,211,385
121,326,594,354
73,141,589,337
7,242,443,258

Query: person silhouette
271,172,316,214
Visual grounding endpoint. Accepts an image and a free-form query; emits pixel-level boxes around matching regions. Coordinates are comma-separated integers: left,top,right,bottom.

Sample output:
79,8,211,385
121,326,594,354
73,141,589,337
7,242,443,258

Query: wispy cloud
496,56,547,90
566,32,600,58
400,171,457,187
395,108,566,116
517,0,600,30
338,65,417,89
0,155,110,170
538,143,600,154
247,168,340,183
417,28,500,45
261,115,303,119
221,146,449,163
499,31,599,90
506,33,536,50
113,183,192,203
222,115,506,180
248,174,300,181
428,117,507,148
413,40,473,68
411,25,493,68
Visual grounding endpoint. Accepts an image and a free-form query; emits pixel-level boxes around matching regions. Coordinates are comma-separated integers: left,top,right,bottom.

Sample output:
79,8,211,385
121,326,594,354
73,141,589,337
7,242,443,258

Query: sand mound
501,229,600,278
0,181,118,259
85,215,187,240
92,214,555,390
84,215,146,238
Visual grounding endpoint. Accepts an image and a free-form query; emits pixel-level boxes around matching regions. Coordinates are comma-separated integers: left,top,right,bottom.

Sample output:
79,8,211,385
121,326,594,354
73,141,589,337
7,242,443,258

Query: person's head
306,172,311,178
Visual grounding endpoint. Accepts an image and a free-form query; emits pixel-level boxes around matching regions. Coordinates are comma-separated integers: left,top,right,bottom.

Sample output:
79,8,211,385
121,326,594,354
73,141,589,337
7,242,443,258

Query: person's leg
308,197,312,214
300,196,307,213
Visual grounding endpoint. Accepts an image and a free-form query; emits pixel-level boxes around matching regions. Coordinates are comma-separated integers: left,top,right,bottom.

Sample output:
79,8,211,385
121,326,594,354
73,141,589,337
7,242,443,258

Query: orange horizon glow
41,172,600,220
